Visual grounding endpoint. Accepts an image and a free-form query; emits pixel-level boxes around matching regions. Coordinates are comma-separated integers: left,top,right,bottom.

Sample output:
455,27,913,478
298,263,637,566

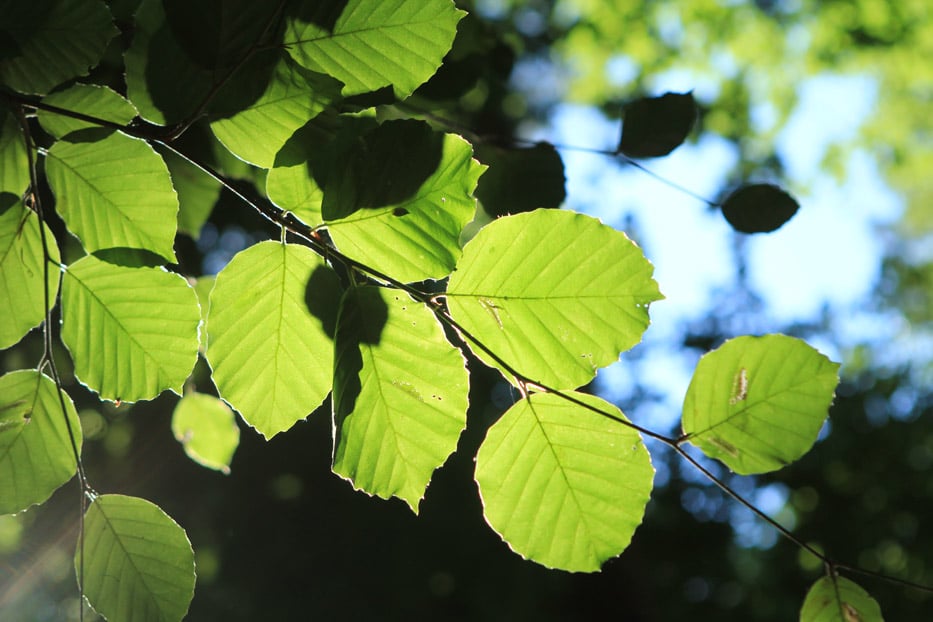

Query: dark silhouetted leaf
618,92,697,158
721,183,800,233
474,143,566,217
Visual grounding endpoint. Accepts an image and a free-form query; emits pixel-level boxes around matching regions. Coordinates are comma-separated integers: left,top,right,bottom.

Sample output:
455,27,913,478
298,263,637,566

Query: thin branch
13,104,90,622
13,97,933,598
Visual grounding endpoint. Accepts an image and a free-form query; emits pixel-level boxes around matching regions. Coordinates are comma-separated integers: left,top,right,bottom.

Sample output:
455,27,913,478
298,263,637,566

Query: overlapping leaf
172,392,240,474
61,254,200,402
125,0,279,124
324,120,486,282
211,52,341,168
162,148,221,239
45,133,180,261
0,110,29,196
475,392,653,572
447,209,663,389
78,494,196,622
38,84,137,139
682,334,840,475
332,286,468,512
0,0,116,94
284,0,464,98
0,200,60,349
206,241,341,438
0,370,80,515
800,576,883,622
474,142,566,217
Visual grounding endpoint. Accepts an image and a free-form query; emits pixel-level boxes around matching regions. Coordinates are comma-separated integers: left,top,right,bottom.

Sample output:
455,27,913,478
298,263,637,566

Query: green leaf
45,132,180,261
191,275,214,348
266,113,376,227
124,0,279,125
332,286,468,512
206,241,341,438
0,199,60,349
61,254,200,402
474,142,566,217
0,110,29,196
172,392,239,474
721,183,800,234
0,370,80,515
211,52,342,168
325,120,486,282
475,391,653,572
38,84,137,140
447,209,663,389
618,92,697,158
78,494,196,622
161,148,221,239
800,576,884,622
0,0,117,94
682,334,840,475
284,0,464,98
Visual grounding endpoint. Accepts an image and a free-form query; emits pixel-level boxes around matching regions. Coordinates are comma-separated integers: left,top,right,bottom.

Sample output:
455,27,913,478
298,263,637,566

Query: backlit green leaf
284,0,464,98
0,370,80,515
38,84,137,139
0,110,29,196
61,254,200,402
172,392,239,474
78,494,195,622
682,334,840,475
45,132,179,261
447,209,663,389
206,241,341,438
332,286,468,512
325,120,485,282
800,576,883,622
475,392,653,572
0,0,116,94
211,52,341,168
0,199,60,349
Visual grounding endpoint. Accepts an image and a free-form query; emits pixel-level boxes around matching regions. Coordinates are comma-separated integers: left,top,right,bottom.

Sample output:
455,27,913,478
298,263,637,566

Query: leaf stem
13,104,90,622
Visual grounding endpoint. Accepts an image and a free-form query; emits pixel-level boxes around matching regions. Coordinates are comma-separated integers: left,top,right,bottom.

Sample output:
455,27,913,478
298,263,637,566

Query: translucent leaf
191,275,214,348
721,183,800,234
618,92,697,158
206,241,341,438
211,52,341,168
61,254,200,402
0,199,60,349
78,494,195,622
125,0,279,124
172,392,239,474
332,286,468,512
284,0,464,98
45,133,180,262
0,0,117,94
682,334,840,475
0,370,80,515
38,84,137,140
475,392,653,572
325,120,486,282
474,142,566,217
266,113,377,226
447,209,663,389
0,110,29,196
800,576,884,622
161,148,221,239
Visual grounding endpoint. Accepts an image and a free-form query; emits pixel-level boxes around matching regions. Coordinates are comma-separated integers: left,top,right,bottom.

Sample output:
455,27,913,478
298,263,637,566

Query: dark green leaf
474,142,566,217
721,183,800,233
0,0,117,94
618,92,697,158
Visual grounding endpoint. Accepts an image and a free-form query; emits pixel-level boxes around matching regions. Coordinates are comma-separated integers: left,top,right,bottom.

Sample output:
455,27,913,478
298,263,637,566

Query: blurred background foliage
3,0,933,619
